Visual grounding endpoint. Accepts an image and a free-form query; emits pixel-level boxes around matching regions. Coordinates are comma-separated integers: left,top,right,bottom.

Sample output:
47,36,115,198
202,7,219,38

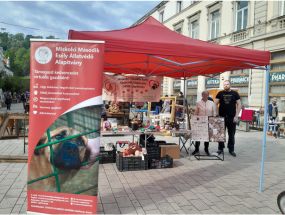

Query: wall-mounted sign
187,79,198,88
173,81,181,89
230,76,249,85
270,72,285,82
206,78,220,87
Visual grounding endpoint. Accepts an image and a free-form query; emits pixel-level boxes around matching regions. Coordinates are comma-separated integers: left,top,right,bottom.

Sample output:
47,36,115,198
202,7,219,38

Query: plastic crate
155,140,167,145
116,153,148,171
149,158,161,169
146,147,160,159
149,155,173,169
99,146,116,164
160,155,173,168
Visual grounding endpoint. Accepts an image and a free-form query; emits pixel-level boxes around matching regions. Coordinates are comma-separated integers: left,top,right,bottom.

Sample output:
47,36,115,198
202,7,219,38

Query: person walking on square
21,92,27,110
215,80,241,157
5,92,12,111
192,90,216,156
268,98,278,121
268,98,279,137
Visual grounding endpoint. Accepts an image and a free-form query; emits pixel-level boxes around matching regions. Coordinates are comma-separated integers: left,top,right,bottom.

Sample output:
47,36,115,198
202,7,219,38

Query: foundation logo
35,46,52,64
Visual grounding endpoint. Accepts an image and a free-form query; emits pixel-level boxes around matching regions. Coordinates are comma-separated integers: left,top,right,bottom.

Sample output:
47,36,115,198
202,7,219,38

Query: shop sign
230,76,249,85
270,72,285,82
28,39,104,214
206,78,220,87
103,74,162,102
173,81,181,89
187,79,198,88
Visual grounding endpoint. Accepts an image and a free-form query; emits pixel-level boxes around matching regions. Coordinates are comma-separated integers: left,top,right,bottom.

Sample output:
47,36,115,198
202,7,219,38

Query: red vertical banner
27,39,104,214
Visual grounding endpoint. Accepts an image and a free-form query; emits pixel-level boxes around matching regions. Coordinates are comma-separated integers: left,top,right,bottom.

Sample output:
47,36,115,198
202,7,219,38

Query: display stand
193,151,224,161
171,130,192,154
190,116,225,161
186,138,224,161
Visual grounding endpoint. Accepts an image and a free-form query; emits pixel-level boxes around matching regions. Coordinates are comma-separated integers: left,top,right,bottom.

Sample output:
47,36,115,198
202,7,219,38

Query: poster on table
103,74,162,102
27,39,104,214
208,117,226,142
190,116,209,141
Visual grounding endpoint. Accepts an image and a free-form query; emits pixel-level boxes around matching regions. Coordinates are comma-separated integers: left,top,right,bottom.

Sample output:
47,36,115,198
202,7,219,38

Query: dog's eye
54,134,64,140
76,137,85,146
60,130,67,137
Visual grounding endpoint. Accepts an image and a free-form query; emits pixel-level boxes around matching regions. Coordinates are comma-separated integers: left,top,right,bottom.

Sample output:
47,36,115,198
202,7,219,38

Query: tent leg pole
183,77,186,106
259,65,270,192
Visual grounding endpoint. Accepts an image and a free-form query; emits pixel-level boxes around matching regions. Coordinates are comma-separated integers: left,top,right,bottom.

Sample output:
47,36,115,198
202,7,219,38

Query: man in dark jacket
268,98,278,121
5,92,12,111
215,80,241,157
268,98,278,137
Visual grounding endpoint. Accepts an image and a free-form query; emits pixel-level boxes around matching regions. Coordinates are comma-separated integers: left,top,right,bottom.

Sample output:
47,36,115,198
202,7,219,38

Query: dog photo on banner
28,105,101,195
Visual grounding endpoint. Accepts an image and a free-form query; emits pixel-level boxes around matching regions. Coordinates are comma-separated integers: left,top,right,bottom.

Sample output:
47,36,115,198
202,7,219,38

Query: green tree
0,32,9,51
0,76,29,92
13,47,29,76
46,35,56,39
1,32,54,77
23,34,33,49
9,33,25,49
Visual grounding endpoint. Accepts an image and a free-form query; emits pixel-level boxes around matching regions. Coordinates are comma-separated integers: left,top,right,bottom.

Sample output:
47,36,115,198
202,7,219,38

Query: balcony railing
279,16,285,29
231,29,249,43
270,15,285,32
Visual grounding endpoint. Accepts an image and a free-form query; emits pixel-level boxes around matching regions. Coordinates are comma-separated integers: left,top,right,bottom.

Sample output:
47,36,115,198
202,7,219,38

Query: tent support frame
106,57,270,193
259,65,270,192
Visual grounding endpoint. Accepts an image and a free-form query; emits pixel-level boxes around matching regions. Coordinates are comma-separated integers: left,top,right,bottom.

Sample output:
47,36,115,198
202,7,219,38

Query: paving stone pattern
0,130,285,214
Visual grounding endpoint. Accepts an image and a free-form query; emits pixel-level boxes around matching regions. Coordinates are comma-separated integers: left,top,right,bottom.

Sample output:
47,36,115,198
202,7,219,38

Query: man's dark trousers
218,116,236,152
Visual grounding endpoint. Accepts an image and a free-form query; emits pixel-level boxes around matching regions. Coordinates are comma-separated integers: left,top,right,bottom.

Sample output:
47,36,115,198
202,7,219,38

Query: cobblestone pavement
0,103,25,114
0,130,284,214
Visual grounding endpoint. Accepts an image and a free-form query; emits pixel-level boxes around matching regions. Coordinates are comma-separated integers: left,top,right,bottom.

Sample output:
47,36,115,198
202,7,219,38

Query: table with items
100,129,179,171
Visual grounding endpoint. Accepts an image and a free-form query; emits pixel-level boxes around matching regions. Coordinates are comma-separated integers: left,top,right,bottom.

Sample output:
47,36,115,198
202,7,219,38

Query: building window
177,1,182,13
159,11,164,22
175,28,182,34
236,1,248,31
271,51,285,72
281,0,285,16
230,69,250,75
210,10,220,39
190,20,199,39
174,20,184,34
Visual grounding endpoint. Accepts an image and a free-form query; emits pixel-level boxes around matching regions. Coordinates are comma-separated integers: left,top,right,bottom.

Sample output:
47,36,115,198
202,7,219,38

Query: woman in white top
192,91,216,155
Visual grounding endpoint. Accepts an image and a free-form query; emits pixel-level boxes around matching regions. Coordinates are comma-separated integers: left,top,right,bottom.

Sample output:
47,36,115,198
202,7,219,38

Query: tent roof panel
69,17,270,78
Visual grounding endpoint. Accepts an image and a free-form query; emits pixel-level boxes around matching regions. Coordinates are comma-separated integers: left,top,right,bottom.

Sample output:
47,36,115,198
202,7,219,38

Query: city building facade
136,0,285,117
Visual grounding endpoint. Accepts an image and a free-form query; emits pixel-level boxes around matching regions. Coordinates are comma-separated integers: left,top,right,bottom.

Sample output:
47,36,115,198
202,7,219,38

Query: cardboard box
159,144,180,159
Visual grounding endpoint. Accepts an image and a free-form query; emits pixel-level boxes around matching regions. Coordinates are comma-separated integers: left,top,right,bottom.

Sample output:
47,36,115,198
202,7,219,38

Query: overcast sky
0,1,159,38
